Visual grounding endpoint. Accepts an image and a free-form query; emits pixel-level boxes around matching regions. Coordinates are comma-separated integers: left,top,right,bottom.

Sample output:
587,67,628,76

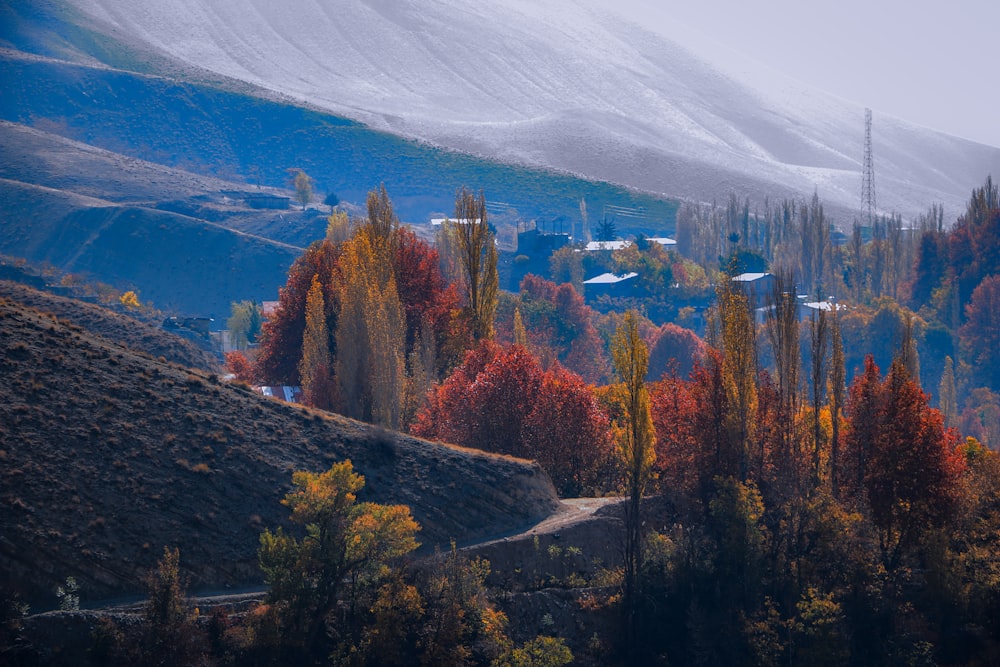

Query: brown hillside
0,279,219,371
0,296,559,609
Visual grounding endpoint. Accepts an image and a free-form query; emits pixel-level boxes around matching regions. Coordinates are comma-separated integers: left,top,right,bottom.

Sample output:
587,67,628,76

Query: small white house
582,240,632,252
583,271,639,285
647,237,677,247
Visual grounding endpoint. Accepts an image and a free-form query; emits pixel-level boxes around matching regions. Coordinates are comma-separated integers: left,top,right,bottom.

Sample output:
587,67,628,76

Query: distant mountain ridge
60,0,1000,221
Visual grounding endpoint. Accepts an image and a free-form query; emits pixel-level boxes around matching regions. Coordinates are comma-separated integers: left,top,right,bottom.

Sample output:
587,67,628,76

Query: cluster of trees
495,274,609,384
222,176,1000,663
238,185,498,430
634,177,1000,450
903,178,1000,430
623,275,1000,664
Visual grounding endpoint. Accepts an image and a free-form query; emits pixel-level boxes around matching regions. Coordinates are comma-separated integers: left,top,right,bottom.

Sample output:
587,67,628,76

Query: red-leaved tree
646,322,706,382
254,240,341,385
412,340,613,496
393,227,461,374
498,275,610,383
842,355,965,568
522,364,614,496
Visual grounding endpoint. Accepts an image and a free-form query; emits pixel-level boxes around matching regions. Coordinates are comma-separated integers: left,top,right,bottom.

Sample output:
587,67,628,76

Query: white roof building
732,272,771,283
583,272,639,285
583,240,631,252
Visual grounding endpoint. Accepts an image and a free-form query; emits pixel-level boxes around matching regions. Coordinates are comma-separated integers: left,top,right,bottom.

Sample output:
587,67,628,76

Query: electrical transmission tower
861,108,876,227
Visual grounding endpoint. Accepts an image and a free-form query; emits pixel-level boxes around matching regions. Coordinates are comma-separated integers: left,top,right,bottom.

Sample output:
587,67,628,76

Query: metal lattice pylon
861,108,876,227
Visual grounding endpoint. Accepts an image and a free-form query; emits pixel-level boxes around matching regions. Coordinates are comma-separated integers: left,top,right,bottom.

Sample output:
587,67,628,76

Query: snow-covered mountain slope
65,0,1000,222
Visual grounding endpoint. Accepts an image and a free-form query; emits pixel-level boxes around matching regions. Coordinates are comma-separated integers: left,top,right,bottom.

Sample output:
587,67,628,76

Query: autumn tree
365,183,397,243
119,290,140,310
258,461,419,658
412,341,539,458
417,545,511,665
610,310,656,625
298,275,336,410
336,231,406,428
225,350,257,384
512,307,528,348
393,226,460,368
646,322,705,382
325,209,352,244
522,364,614,496
842,355,881,498
132,547,204,665
764,272,803,494
808,307,829,485
290,168,313,210
765,272,800,418
454,187,498,341
842,357,965,568
255,239,341,385
828,313,846,498
412,341,612,496
939,355,958,429
649,369,708,507
548,245,584,293
717,277,757,478
959,274,1000,391
498,275,610,383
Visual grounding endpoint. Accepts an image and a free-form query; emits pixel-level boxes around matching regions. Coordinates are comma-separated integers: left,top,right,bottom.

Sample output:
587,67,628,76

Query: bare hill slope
0,295,559,608
0,279,219,371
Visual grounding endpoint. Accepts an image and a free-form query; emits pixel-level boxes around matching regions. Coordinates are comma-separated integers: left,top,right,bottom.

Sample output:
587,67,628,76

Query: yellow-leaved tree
258,461,420,657
611,310,656,629
717,276,757,478
298,275,336,410
335,191,406,428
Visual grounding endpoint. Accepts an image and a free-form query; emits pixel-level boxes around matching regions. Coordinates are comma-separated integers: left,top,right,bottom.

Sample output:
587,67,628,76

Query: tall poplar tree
454,187,498,341
829,312,846,498
717,277,757,477
299,275,335,410
336,231,405,429
611,310,656,631
809,307,829,486
939,356,958,430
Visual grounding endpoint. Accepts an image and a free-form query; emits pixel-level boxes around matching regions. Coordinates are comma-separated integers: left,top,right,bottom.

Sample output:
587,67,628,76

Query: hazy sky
618,0,999,148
